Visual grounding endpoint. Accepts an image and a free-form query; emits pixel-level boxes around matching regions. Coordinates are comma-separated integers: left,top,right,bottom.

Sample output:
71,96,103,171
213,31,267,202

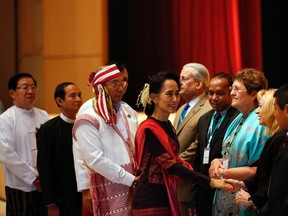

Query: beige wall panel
0,165,5,200
0,0,107,204
18,0,33,55
18,0,42,56
21,56,46,109
0,0,16,109
41,0,108,112
43,0,107,56
42,57,103,114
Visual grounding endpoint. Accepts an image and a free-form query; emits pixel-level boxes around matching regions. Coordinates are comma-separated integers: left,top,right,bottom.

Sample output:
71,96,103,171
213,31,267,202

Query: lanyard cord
207,112,226,147
224,117,245,155
224,107,257,155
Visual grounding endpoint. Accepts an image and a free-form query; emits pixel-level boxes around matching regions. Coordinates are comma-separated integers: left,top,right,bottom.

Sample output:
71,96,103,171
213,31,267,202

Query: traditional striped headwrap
87,64,122,124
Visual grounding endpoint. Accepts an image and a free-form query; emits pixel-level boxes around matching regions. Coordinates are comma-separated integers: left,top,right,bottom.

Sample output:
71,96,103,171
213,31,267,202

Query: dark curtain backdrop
109,0,286,110
261,0,288,88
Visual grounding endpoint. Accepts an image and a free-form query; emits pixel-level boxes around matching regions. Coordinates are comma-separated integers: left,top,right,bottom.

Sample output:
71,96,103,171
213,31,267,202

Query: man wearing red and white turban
73,62,139,216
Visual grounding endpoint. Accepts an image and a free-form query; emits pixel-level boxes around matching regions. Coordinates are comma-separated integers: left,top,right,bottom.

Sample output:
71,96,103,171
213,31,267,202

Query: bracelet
220,169,224,179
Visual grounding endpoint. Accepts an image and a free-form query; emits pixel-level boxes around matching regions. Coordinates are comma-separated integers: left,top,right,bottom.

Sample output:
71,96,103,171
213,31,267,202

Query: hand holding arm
209,158,224,178
220,166,257,181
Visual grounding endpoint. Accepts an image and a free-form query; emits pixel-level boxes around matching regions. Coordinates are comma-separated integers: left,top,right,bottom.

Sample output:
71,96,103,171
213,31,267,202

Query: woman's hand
210,178,233,191
225,179,246,193
209,158,225,178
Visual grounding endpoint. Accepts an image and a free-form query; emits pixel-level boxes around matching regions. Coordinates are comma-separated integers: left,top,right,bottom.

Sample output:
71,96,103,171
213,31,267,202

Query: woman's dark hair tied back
137,71,180,116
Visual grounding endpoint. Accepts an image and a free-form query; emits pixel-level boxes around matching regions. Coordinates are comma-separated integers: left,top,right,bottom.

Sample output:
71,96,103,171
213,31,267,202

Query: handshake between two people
208,158,252,194
209,178,245,194
210,178,253,208
209,178,233,192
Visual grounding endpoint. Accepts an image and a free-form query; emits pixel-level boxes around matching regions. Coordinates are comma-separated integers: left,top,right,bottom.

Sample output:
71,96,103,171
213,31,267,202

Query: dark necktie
178,103,190,127
212,112,221,132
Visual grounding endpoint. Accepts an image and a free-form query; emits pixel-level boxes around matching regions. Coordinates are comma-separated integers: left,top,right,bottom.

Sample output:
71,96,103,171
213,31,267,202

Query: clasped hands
209,177,246,195
210,178,233,191
208,158,235,193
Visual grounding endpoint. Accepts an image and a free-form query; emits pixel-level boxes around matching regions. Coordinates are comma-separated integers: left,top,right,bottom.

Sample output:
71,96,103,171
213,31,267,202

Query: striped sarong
5,186,45,216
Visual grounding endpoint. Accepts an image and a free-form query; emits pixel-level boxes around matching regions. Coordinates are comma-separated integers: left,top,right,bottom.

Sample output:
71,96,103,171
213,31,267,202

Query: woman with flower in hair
132,72,232,216
73,62,139,216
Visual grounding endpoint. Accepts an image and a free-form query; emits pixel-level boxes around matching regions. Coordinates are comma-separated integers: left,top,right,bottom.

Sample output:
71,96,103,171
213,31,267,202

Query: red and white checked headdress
87,64,122,124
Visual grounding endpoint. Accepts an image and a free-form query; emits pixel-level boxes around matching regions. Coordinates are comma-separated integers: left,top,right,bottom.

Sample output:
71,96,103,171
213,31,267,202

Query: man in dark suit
36,82,83,216
173,63,212,216
190,72,239,216
261,84,288,216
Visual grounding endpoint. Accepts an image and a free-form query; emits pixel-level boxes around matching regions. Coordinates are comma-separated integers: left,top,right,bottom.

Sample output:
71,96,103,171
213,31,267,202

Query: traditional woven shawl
74,113,135,216
135,118,192,216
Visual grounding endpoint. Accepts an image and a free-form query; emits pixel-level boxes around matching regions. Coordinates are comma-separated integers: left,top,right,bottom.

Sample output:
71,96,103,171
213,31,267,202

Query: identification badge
223,156,229,169
203,147,210,164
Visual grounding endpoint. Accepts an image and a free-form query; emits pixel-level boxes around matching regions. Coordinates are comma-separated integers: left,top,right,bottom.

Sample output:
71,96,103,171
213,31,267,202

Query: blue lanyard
224,117,245,155
224,107,257,155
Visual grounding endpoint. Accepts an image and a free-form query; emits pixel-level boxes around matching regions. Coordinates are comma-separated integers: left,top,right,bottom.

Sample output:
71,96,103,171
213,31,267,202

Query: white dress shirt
73,101,138,191
0,106,49,192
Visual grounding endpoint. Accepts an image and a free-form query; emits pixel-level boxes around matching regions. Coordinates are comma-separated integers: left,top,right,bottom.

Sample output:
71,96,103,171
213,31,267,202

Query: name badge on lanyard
203,147,210,164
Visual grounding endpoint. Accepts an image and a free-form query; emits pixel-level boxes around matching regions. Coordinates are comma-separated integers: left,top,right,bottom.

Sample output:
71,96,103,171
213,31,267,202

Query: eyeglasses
106,81,128,89
229,86,245,93
16,84,37,91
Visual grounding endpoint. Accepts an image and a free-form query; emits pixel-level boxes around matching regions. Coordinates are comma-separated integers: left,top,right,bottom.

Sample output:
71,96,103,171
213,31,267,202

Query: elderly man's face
9,77,38,110
104,68,129,105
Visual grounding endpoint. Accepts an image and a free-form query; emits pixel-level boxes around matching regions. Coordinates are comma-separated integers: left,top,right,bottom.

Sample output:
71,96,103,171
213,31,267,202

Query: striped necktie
178,103,190,127
212,112,222,132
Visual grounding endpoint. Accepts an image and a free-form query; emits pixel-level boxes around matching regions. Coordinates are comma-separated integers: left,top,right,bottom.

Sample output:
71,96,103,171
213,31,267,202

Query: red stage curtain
170,0,262,76
127,0,262,77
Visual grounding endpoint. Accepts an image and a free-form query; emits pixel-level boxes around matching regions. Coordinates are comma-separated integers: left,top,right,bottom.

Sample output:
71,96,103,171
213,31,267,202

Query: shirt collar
60,113,75,123
187,93,206,108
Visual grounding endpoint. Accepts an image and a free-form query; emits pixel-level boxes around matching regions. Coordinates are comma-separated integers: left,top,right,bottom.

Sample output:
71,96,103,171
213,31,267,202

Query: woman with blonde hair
256,89,279,136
